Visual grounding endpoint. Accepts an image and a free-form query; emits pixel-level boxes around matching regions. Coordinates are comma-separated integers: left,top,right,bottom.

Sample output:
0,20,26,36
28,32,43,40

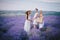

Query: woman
33,8,39,28
37,10,44,29
24,10,31,33
39,10,44,29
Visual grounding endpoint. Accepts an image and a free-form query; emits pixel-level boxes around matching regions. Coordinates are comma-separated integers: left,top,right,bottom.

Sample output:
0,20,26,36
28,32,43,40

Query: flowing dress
33,13,38,25
39,16,44,29
24,16,31,33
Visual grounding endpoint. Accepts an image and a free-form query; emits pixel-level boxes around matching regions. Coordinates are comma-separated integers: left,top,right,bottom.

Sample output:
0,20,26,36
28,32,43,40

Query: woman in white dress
33,8,39,28
24,10,32,33
39,10,44,29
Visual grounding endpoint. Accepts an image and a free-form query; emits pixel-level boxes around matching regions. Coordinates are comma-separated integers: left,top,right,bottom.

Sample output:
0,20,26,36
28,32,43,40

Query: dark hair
25,10,31,19
35,8,38,11
26,11,28,19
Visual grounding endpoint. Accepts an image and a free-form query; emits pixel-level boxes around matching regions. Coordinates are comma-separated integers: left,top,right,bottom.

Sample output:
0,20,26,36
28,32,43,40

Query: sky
0,0,60,11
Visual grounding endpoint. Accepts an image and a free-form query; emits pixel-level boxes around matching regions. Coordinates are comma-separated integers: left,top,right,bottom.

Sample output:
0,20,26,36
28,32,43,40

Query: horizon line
0,10,60,12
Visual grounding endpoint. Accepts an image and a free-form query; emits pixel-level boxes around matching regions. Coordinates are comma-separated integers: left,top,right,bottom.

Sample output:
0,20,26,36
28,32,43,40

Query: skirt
33,19,37,25
39,21,44,29
24,20,31,33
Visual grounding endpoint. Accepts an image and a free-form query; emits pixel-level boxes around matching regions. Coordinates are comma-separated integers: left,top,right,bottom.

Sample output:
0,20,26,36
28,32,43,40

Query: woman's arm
37,16,44,23
28,19,32,22
33,13,38,19
26,15,32,22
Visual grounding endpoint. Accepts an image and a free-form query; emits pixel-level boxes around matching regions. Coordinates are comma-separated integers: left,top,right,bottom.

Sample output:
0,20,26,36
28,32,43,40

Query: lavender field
0,11,60,40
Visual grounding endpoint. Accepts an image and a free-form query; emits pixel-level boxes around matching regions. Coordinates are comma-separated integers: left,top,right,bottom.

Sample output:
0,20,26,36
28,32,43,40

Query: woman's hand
28,19,32,22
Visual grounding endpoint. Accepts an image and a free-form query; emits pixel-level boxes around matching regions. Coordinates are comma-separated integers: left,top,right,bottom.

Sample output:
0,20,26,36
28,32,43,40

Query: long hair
40,10,42,14
40,10,43,17
25,10,31,19
26,11,29,19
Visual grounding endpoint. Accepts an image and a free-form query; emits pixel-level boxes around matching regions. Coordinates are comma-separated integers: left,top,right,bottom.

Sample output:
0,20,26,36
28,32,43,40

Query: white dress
33,13,38,25
39,16,44,29
39,21,44,29
24,16,31,33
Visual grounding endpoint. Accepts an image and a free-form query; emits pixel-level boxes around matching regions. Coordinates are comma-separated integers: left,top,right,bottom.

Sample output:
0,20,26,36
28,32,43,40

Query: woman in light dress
33,8,39,28
37,10,44,29
24,10,32,33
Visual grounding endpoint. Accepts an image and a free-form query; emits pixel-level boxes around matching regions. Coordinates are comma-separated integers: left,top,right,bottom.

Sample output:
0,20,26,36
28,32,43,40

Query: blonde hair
40,10,43,17
40,10,42,14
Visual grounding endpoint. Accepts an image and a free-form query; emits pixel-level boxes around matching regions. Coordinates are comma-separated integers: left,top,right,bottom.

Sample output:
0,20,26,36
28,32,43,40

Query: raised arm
33,13,38,20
